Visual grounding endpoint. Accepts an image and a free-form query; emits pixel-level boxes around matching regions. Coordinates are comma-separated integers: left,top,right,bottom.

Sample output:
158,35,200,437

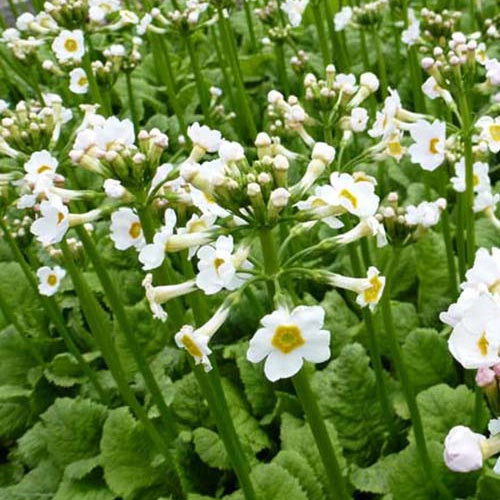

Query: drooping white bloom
89,0,121,23
195,235,251,295
281,0,309,28
30,197,69,245
69,68,89,94
143,273,196,322
247,305,331,382
187,122,222,160
218,140,245,163
463,247,500,295
356,267,386,310
190,187,229,218
330,172,379,218
474,189,499,214
476,116,500,153
404,199,445,228
103,178,126,198
24,150,58,184
421,76,452,103
333,216,387,248
349,107,369,132
448,294,500,369
295,185,344,229
444,426,486,472
51,30,85,63
440,287,481,328
177,213,217,258
401,8,420,45
408,119,446,171
37,266,66,296
334,6,352,32
451,159,490,194
109,207,145,251
311,142,336,165
138,208,177,270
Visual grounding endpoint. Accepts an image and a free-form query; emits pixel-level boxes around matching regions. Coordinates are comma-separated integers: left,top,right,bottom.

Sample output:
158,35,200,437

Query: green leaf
312,343,386,463
249,463,308,500
17,422,47,468
44,352,101,388
40,397,107,468
169,372,210,426
416,384,489,443
64,456,101,480
350,453,400,495
192,428,230,470
53,477,114,500
100,407,169,498
402,328,457,393
476,470,500,499
475,217,500,249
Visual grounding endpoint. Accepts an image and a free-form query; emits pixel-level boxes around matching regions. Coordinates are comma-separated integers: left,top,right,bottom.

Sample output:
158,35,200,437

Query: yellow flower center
57,212,65,224
490,280,500,295
189,220,206,233
37,165,51,174
387,141,402,157
64,38,78,52
180,334,203,358
47,274,58,286
339,188,358,209
213,257,225,273
429,137,440,155
477,332,489,357
78,77,88,87
128,221,142,239
204,192,216,204
311,198,328,208
473,173,480,187
363,275,383,303
271,324,305,354
489,124,500,142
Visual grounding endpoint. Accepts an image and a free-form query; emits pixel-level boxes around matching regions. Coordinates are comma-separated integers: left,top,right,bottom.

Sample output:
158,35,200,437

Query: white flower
69,68,88,94
408,119,446,171
103,178,126,198
281,0,309,27
421,76,452,103
448,294,500,369
444,426,486,472
138,208,177,270
187,122,222,160
404,200,444,228
177,213,217,258
190,187,229,218
486,58,500,86
24,150,58,184
89,0,121,23
312,142,336,165
401,9,420,45
384,130,406,161
94,116,135,152
143,273,196,322
295,185,344,229
330,172,379,218
349,107,369,132
463,247,500,294
333,216,387,248
110,207,145,251
334,6,352,32
31,197,69,245
356,267,386,310
440,287,481,328
451,159,491,194
369,89,402,139
37,266,66,296
476,116,500,153
247,305,331,382
196,235,251,295
474,189,499,214
51,30,85,63
218,140,245,163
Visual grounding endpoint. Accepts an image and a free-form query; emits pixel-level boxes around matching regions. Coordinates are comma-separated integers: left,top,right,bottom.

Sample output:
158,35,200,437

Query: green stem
292,369,349,500
6,0,19,17
324,0,347,72
74,226,178,441
242,0,257,52
372,28,388,99
185,33,211,124
381,247,452,500
274,41,290,96
359,30,370,72
456,195,467,281
259,227,280,300
311,1,331,67
125,70,139,136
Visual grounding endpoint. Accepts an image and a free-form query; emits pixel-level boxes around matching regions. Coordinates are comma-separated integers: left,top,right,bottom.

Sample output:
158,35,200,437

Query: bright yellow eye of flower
64,38,78,52
47,274,58,286
213,257,225,273
78,77,88,87
128,221,142,239
272,325,305,354
388,141,402,157
37,165,51,174
490,124,500,142
339,189,358,209
181,334,203,358
363,276,382,303
477,333,489,357
429,137,440,154
57,212,65,224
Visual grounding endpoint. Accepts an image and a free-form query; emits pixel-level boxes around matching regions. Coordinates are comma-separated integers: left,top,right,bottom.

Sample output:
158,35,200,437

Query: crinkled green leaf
170,372,210,426
53,477,114,500
350,453,399,495
250,463,308,500
192,427,230,470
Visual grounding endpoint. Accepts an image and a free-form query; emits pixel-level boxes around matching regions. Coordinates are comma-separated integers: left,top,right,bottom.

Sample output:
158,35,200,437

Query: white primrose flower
24,150,58,184
476,116,500,153
142,273,196,322
295,185,344,229
334,6,352,32
37,266,66,296
51,30,85,63
218,140,245,164
89,0,121,23
421,76,453,103
333,216,387,248
69,68,89,94
177,213,217,258
444,426,486,473
369,89,402,139
312,142,336,166
103,178,126,199
190,187,229,218
195,235,251,295
175,303,231,371
109,207,145,251
187,122,222,161
383,130,406,161
401,8,420,45
408,119,446,171
440,287,481,328
486,59,500,86
138,208,177,270
247,305,331,382
30,197,69,245
330,172,380,219
448,293,500,369
474,189,499,214
349,107,369,132
94,116,135,152
463,247,500,294
404,199,445,228
451,159,490,194
281,0,309,28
